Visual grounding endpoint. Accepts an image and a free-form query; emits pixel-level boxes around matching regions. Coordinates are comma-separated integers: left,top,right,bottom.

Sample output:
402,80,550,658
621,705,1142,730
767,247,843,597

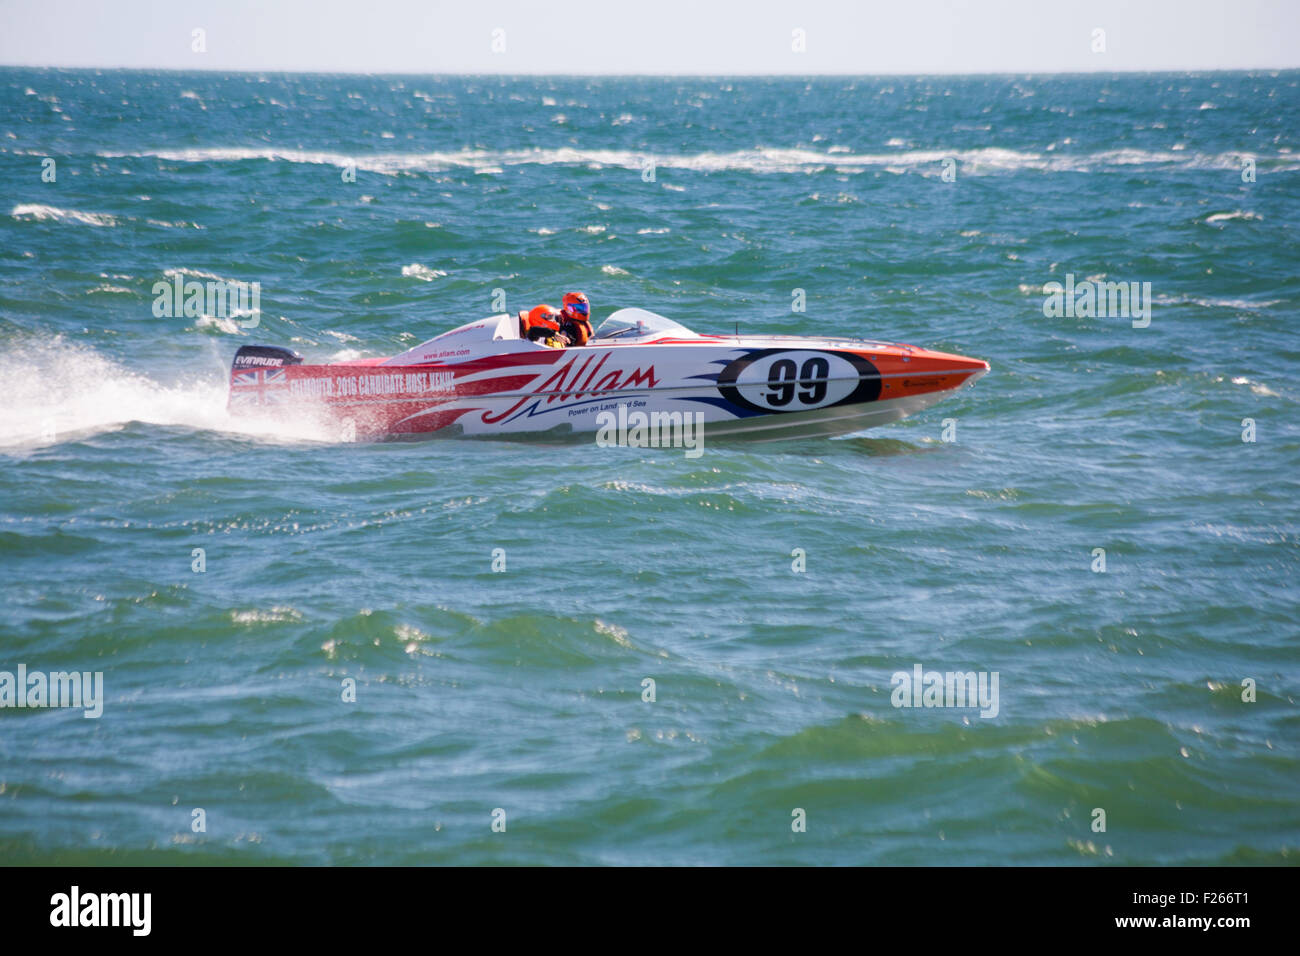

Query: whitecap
401,263,447,281
92,144,1300,179
1204,211,1261,224
11,203,117,227
195,314,245,335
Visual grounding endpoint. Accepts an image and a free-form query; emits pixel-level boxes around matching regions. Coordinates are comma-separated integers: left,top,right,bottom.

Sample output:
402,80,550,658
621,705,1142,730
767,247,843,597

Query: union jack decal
230,367,289,405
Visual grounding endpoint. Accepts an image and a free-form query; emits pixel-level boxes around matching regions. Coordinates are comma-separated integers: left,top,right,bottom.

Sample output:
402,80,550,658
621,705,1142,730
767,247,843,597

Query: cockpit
592,308,697,342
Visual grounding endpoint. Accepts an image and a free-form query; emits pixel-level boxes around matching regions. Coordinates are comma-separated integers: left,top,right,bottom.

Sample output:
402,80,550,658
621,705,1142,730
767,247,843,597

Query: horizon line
2,64,1299,78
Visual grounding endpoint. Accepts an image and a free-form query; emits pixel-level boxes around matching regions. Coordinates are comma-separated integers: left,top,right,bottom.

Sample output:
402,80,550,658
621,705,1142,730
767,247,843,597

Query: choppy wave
400,263,448,281
11,202,118,227
1203,210,1263,224
1153,293,1282,311
92,145,1300,177
10,203,202,229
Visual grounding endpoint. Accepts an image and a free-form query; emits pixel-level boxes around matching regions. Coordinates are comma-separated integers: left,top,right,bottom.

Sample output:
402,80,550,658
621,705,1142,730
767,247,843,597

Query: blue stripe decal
678,395,762,417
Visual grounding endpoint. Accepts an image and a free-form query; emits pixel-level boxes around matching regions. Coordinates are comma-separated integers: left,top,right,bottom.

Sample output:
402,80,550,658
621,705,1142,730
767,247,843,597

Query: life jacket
562,315,592,346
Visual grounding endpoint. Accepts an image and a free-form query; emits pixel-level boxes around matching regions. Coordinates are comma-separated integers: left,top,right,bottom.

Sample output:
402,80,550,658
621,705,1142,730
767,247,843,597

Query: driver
557,292,592,346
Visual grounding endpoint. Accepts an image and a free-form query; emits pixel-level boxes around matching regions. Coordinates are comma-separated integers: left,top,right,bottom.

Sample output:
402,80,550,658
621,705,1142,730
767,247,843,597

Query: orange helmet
561,291,590,321
526,304,561,329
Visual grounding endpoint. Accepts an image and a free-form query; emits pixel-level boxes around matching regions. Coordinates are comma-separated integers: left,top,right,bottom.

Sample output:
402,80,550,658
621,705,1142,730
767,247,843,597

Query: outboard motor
227,345,303,410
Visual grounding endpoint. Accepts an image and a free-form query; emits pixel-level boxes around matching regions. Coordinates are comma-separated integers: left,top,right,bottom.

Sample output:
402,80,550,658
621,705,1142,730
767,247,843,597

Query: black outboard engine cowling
231,345,303,370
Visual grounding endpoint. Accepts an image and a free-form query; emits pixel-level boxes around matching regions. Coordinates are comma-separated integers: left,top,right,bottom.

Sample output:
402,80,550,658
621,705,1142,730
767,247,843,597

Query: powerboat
227,308,989,442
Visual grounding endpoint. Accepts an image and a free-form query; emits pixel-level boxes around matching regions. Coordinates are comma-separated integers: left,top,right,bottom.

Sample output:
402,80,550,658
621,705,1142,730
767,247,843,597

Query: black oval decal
717,349,881,414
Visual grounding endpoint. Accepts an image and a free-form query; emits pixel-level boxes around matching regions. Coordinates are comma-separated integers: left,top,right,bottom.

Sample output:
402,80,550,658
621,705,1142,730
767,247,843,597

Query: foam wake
0,337,332,450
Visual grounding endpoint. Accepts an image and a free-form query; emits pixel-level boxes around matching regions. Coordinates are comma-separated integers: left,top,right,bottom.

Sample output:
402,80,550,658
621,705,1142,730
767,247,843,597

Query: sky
0,0,1296,74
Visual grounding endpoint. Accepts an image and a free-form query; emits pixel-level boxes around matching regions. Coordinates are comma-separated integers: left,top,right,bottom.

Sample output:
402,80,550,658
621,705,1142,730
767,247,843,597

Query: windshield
593,308,694,341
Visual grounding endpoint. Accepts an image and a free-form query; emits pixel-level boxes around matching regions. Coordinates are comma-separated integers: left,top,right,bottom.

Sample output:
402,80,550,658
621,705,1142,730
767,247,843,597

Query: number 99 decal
716,350,881,414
